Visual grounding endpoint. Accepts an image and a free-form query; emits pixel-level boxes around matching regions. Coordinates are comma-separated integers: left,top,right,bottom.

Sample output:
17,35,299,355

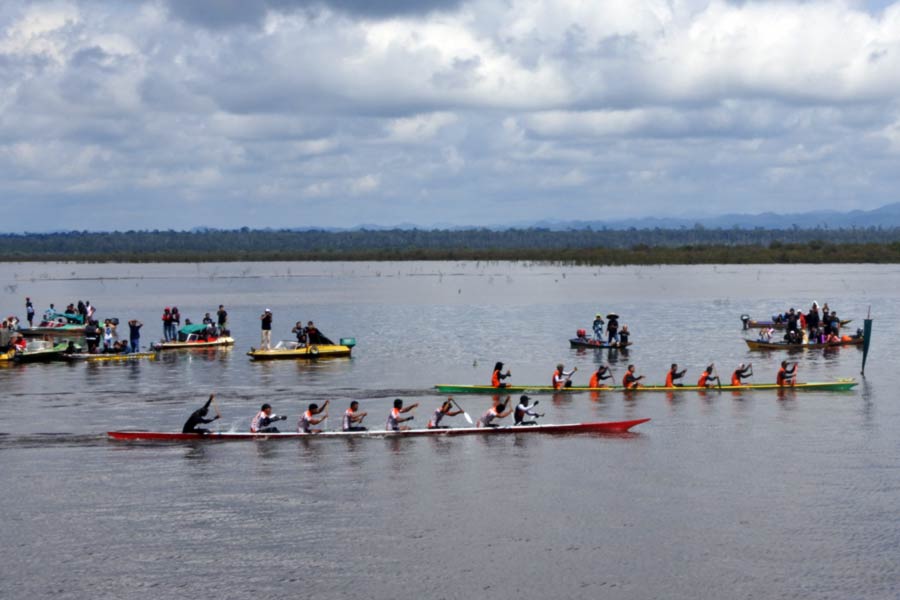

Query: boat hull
569,338,631,349
435,380,858,393
745,338,863,350
151,337,235,351
107,419,650,441
21,326,86,337
63,352,157,362
247,344,352,360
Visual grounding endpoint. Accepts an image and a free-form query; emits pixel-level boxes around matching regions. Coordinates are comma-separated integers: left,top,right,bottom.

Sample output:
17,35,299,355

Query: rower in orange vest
589,365,612,388
665,364,686,387
776,361,797,387
491,362,511,388
622,364,644,389
551,364,577,389
697,364,720,388
731,363,753,386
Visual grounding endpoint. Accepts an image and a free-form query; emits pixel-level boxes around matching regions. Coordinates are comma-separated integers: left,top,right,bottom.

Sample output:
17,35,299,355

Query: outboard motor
740,314,750,330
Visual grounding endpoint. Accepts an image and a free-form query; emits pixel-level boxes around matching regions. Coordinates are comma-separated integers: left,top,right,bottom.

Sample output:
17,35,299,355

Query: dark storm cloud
165,0,467,28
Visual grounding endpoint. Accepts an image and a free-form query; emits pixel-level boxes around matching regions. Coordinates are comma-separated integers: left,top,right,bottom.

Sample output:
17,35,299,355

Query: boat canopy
48,312,85,325
179,324,211,335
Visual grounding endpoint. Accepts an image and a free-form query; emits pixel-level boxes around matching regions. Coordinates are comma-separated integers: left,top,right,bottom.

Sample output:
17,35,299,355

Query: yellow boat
247,340,353,360
0,348,15,362
63,352,157,362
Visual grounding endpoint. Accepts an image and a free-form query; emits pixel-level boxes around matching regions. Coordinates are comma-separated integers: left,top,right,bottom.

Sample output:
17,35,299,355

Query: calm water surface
1,262,898,599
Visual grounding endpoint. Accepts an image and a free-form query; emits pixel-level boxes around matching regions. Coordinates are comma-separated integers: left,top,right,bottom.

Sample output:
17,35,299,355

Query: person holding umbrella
606,313,620,345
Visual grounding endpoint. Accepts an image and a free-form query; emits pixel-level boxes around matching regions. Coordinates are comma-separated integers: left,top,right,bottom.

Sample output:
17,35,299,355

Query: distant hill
524,202,900,231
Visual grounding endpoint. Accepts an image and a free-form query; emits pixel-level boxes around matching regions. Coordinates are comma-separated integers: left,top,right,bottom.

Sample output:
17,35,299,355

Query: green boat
434,379,858,394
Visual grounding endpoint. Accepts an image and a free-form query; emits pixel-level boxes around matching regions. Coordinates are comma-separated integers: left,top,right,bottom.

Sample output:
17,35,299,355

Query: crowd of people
759,301,861,345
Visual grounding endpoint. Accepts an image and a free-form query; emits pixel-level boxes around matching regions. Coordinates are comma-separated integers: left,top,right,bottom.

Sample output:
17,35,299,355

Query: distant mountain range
523,202,900,231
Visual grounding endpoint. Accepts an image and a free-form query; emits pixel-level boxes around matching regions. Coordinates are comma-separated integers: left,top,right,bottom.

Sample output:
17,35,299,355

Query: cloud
1,0,900,230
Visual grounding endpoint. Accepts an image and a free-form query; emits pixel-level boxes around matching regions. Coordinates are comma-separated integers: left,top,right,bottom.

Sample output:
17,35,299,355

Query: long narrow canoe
151,337,235,351
745,338,863,350
63,352,157,362
108,419,650,441
435,380,858,394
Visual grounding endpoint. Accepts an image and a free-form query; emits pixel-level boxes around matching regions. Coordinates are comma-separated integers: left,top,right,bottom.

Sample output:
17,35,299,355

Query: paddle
210,394,222,419
713,364,721,391
452,397,474,425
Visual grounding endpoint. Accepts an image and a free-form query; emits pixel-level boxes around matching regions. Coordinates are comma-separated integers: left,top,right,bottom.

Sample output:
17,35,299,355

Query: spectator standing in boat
128,319,142,353
427,399,462,429
606,314,620,344
77,300,86,321
103,319,117,350
343,401,368,432
161,307,173,341
298,401,329,434
260,309,273,350
785,308,799,333
44,304,56,321
386,398,418,431
171,307,181,337
491,362,511,388
85,301,95,321
250,403,287,433
25,298,35,328
618,325,630,346
665,364,687,387
182,394,220,434
305,321,320,345
806,302,820,334
731,363,753,386
216,305,228,332
592,313,604,340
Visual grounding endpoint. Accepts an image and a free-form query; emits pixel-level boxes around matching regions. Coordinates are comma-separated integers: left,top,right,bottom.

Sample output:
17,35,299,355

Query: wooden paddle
451,397,474,425
210,394,221,418
713,364,721,391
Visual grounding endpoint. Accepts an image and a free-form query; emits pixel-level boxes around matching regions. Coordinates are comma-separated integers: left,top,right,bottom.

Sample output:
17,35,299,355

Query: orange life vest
589,373,599,388
731,372,741,386
492,370,501,387
665,371,674,387
697,372,710,387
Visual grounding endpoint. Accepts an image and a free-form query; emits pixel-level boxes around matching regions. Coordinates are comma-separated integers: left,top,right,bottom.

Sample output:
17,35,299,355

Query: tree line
1,227,899,263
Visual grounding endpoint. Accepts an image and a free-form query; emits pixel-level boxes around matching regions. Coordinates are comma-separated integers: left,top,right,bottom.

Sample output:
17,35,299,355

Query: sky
1,0,900,231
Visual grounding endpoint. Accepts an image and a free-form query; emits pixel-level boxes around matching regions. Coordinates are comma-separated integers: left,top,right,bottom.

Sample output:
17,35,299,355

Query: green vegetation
1,228,900,264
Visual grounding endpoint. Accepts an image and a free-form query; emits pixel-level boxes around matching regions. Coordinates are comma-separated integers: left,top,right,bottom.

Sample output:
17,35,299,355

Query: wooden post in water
861,306,873,377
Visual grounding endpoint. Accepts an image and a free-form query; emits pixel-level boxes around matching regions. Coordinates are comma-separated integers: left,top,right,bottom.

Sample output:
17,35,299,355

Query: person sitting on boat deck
386,398,419,432
478,396,512,428
552,364,577,389
43,304,55,322
250,403,287,433
827,312,841,336
606,315,620,344
776,361,797,387
731,363,753,386
618,325,630,347
589,365,613,388
783,329,802,345
697,365,720,388
298,400,330,434
665,364,687,387
758,327,774,342
825,331,841,344
514,395,543,426
491,362,511,388
63,341,78,355
292,321,307,346
182,394,220,434
13,334,26,351
592,314,604,340
622,364,644,389
428,399,462,429
342,401,368,432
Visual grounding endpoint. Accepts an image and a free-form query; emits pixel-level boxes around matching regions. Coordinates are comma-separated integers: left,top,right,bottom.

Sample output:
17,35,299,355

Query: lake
1,261,898,599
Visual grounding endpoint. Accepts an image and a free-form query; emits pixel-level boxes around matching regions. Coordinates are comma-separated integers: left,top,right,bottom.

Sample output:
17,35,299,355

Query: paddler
697,364,720,388
250,403,287,433
298,400,330,434
665,364,687,387
589,365,612,388
776,361,797,387
386,398,419,431
552,363,577,389
182,394,221,434
342,401,367,432
427,398,463,429
491,362,512,388
514,395,543,426
731,363,753,386
622,364,644,389
478,396,512,428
